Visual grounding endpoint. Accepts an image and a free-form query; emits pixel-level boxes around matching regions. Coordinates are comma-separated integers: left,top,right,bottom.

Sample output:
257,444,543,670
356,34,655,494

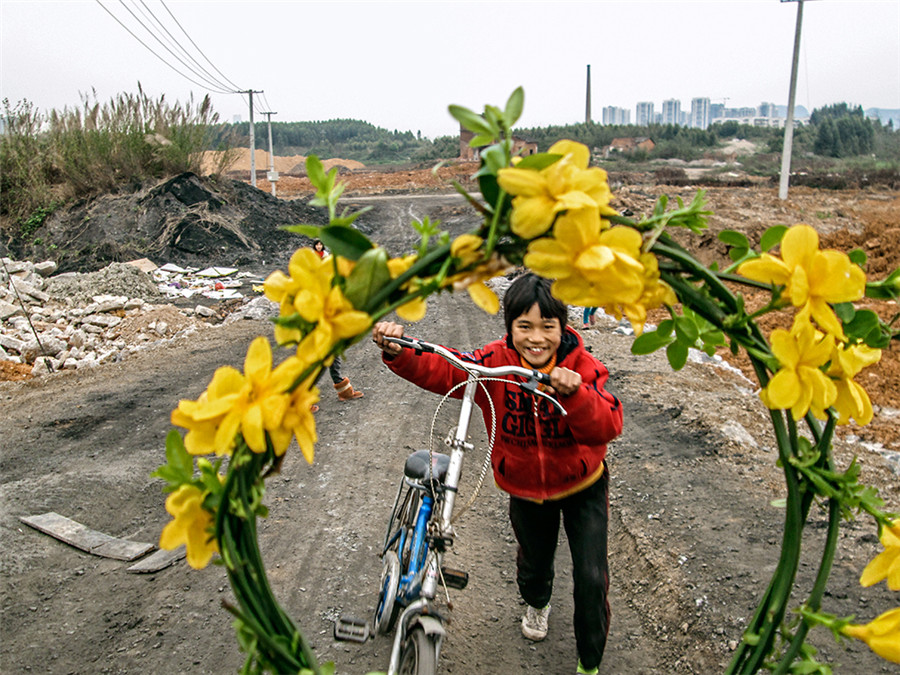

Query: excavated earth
1,166,899,675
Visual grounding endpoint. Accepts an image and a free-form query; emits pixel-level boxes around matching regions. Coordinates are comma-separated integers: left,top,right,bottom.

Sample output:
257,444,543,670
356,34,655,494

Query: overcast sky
1,0,898,138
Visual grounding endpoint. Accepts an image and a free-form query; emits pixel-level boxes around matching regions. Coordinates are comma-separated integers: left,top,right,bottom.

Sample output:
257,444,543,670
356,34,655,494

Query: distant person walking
312,240,364,402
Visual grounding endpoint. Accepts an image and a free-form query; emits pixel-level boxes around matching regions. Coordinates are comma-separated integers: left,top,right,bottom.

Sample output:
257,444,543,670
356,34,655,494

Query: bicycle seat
404,450,450,485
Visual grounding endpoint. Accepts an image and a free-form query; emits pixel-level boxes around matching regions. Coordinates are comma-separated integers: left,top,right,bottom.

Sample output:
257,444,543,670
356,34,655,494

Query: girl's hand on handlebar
372,321,404,356
549,367,581,396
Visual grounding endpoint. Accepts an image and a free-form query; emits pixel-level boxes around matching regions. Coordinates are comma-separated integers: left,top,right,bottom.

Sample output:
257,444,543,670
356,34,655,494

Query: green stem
363,242,451,314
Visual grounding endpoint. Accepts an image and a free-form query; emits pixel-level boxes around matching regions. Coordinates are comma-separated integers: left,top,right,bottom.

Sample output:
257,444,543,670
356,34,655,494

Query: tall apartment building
690,97,711,129
635,101,655,127
661,99,681,126
758,101,778,118
602,106,631,125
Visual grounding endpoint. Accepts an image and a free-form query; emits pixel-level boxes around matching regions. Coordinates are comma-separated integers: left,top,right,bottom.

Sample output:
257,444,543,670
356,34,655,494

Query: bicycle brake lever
520,381,567,416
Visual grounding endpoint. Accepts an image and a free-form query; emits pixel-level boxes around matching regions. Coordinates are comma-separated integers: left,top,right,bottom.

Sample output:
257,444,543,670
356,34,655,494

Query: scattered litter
20,512,154,561
127,547,186,573
152,262,254,300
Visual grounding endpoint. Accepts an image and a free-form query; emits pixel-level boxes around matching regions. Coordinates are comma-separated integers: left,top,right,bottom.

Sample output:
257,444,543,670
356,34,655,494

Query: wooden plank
19,512,154,561
126,547,185,573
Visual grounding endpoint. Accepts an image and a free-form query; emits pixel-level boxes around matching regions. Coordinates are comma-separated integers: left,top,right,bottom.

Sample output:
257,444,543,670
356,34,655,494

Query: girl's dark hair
503,273,567,334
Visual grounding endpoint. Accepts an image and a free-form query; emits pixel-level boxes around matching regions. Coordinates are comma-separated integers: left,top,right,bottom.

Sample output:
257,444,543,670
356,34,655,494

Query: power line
132,0,237,93
111,0,239,94
95,0,233,93
159,0,244,92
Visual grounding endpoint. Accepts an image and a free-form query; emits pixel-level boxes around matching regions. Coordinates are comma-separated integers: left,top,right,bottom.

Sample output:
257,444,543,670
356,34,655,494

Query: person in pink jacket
372,273,623,675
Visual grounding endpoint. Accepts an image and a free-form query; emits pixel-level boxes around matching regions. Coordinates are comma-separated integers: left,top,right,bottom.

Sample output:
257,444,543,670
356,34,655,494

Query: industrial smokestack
585,64,592,124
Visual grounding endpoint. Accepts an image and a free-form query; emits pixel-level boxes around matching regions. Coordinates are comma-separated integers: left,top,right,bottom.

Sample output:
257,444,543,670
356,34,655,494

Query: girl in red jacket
372,273,623,675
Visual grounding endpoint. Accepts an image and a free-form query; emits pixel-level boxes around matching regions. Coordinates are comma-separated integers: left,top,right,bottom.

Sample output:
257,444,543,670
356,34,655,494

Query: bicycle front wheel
397,626,438,675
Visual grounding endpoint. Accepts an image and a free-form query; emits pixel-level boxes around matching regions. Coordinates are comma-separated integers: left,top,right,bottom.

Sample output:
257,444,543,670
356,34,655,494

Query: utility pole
585,64,592,124
779,0,804,200
260,111,278,197
244,90,263,188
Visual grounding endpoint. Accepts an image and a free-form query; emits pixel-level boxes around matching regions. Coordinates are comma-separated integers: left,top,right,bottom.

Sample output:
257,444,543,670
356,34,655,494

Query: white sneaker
521,604,551,641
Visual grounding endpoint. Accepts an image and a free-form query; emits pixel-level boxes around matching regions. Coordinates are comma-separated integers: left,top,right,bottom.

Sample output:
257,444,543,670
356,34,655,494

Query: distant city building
690,97,710,129
635,101,655,127
758,101,778,118
602,106,630,125
661,99,681,125
710,103,725,121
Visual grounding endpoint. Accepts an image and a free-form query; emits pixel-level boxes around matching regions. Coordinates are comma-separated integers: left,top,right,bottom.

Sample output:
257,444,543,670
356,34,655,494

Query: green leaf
848,248,867,266
447,105,494,137
319,225,373,261
305,155,326,190
865,267,900,300
344,247,390,310
760,225,788,252
728,247,750,262
631,329,674,355
469,134,495,148
718,230,749,248
674,315,700,344
515,153,563,171
656,319,675,337
281,224,321,237
478,145,508,177
770,498,787,508
833,302,855,323
504,87,524,127
843,308,879,336
666,341,689,370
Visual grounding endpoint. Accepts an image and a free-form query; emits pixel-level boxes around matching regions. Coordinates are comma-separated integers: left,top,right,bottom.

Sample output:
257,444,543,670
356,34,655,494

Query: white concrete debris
153,263,260,300
1,257,253,378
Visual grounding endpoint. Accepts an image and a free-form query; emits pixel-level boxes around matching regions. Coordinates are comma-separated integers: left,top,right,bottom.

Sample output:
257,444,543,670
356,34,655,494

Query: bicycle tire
397,626,438,675
373,550,401,635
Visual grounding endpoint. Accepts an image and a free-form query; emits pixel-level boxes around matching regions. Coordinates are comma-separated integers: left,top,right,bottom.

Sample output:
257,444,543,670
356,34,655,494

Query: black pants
509,467,610,670
328,356,343,384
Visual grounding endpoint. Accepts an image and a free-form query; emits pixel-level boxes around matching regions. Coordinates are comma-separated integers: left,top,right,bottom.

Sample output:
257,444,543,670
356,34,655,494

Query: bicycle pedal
440,566,469,590
333,615,371,642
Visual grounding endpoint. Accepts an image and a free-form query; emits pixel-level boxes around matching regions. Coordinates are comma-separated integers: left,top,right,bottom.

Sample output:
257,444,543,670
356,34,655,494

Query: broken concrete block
33,260,58,276
0,299,24,321
195,304,217,318
81,314,122,328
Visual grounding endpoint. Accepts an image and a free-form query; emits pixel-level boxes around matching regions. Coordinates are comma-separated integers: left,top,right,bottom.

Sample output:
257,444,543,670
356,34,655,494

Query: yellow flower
497,140,616,239
446,234,509,314
827,342,882,425
524,209,645,307
388,254,428,322
159,484,218,569
841,607,900,664
860,520,900,590
737,224,865,337
602,252,677,336
269,376,320,463
264,248,333,345
171,337,303,455
761,321,837,420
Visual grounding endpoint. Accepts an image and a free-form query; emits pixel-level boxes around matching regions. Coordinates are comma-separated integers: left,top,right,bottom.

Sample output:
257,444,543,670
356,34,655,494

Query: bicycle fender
410,614,446,638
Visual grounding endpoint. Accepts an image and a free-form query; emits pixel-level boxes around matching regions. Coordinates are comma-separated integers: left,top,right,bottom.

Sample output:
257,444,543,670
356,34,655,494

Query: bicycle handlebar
384,336,567,415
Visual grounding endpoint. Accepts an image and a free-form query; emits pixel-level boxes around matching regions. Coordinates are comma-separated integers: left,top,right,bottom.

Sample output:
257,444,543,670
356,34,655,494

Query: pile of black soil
7,173,327,274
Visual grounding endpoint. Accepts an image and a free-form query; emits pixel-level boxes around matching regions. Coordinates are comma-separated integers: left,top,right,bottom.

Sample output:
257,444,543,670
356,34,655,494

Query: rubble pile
0,258,259,380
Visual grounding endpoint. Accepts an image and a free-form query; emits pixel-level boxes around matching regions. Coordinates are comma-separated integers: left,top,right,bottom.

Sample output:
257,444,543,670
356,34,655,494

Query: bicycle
335,336,566,675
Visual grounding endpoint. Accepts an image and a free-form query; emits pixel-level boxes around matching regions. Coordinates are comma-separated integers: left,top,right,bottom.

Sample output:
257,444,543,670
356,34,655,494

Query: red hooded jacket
383,327,623,501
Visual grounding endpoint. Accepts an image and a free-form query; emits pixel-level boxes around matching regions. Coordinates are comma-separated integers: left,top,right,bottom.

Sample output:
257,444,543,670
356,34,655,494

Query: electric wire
94,0,235,94
133,0,238,94
113,0,240,94
159,0,245,92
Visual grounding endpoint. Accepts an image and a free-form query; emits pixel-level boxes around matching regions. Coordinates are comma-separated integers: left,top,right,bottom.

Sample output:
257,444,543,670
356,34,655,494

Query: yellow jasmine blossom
827,342,882,425
524,209,646,308
446,234,510,314
387,254,428,322
264,248,333,345
841,607,900,664
171,337,303,455
761,321,837,420
159,484,218,569
293,284,371,362
497,140,616,239
602,252,677,336
269,376,320,463
737,224,865,337
860,520,900,591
